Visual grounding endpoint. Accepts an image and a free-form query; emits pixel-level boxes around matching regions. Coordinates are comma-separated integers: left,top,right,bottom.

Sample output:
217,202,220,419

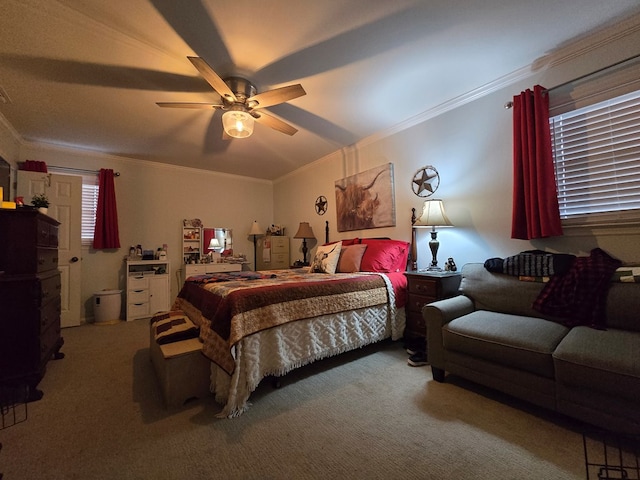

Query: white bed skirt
211,305,406,418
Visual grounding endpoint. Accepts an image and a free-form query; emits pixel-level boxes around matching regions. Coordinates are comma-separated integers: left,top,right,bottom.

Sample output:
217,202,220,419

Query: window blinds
550,88,640,225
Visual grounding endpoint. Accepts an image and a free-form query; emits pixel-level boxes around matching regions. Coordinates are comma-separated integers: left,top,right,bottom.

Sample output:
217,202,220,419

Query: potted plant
31,193,50,214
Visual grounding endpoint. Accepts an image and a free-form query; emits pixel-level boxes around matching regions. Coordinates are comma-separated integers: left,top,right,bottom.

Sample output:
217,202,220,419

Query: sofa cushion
553,327,640,403
459,264,552,320
443,311,570,378
606,282,640,332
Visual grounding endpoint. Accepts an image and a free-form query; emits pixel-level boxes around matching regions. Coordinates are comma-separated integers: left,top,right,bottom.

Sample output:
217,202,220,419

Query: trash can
94,290,122,325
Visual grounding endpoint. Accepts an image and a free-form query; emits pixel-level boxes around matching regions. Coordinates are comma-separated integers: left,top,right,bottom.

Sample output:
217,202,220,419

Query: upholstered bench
149,311,211,408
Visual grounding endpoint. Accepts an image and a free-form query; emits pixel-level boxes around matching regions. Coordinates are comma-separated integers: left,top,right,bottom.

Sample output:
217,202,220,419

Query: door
17,171,82,327
148,275,169,315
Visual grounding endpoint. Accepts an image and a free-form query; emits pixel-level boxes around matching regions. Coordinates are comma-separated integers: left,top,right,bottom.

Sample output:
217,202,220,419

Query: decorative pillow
310,242,342,274
359,239,410,272
151,310,199,345
336,244,368,273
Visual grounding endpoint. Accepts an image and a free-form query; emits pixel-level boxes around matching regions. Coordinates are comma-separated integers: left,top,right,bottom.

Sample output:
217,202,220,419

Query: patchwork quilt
173,270,392,375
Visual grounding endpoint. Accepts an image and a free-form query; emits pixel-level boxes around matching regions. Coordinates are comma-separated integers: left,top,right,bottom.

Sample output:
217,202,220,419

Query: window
81,174,99,246
549,56,640,228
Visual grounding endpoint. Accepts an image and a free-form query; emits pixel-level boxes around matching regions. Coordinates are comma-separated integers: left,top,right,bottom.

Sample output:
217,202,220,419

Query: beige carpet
0,318,588,479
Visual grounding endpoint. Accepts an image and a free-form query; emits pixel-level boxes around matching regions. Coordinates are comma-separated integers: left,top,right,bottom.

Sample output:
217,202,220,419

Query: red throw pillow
359,239,409,272
323,238,359,247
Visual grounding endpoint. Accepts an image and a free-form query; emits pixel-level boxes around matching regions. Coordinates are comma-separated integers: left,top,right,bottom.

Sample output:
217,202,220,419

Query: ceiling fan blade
156,102,222,109
187,56,237,103
248,84,306,109
253,111,298,136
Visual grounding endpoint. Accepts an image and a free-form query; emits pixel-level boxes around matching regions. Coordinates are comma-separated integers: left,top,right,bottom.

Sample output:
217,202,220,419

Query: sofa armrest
424,295,475,370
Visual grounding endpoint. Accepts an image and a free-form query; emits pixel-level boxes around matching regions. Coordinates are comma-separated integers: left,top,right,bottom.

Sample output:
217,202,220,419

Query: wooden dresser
0,209,64,401
404,271,461,353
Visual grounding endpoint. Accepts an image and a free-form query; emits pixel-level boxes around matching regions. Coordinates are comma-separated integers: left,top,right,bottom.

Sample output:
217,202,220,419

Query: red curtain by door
21,160,48,172
511,85,563,240
93,169,120,249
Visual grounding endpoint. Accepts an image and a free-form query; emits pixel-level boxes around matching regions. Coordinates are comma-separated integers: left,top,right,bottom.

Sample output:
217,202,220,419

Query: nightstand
403,271,461,354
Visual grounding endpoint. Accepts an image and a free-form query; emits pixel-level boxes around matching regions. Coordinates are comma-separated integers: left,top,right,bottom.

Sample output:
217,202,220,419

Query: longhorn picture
335,163,396,232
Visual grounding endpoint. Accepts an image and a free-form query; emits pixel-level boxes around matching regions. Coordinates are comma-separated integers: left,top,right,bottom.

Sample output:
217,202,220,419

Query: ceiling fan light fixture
222,108,254,139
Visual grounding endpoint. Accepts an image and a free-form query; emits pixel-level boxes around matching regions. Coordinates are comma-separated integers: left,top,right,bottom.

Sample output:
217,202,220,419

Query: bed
171,234,410,417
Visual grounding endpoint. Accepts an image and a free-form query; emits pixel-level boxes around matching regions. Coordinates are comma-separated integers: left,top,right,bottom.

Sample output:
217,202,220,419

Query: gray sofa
424,262,640,434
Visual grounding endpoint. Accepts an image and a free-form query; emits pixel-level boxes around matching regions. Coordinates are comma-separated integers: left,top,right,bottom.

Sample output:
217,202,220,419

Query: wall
1,137,274,321
274,17,640,269
2,15,639,322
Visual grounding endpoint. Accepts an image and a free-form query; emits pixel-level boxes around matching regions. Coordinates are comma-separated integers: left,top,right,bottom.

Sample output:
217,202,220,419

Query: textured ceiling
1,0,639,180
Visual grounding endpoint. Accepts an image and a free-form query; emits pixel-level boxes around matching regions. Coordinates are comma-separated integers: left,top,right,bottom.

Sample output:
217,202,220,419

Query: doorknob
70,256,79,263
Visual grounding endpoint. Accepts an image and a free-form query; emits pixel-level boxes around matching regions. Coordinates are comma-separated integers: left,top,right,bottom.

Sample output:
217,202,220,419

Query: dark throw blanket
532,248,622,329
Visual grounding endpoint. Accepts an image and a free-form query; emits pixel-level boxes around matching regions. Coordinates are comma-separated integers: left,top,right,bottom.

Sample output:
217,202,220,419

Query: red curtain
21,160,48,172
93,169,121,249
511,85,563,240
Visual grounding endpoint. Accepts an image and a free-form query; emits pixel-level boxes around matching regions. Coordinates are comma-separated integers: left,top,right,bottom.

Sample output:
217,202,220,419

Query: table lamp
413,199,453,271
248,221,262,270
293,222,315,266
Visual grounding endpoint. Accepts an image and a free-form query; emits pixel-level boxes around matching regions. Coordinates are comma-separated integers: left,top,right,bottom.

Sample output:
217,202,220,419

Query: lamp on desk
413,199,453,271
293,222,315,266
248,221,263,270
208,237,221,261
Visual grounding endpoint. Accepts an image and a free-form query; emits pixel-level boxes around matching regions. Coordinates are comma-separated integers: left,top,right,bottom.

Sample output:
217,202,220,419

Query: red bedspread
174,270,405,374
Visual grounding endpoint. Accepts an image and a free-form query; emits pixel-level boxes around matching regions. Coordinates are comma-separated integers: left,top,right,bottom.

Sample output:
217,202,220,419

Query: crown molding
18,138,271,185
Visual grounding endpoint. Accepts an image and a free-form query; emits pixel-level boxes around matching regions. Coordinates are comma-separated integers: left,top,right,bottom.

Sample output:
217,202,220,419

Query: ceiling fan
157,57,306,139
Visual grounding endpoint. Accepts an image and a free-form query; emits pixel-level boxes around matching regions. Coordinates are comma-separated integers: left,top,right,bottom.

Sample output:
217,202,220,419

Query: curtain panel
511,85,563,240
93,168,120,249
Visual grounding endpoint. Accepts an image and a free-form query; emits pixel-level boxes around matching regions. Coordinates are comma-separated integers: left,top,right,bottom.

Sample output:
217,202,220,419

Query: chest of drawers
0,209,63,401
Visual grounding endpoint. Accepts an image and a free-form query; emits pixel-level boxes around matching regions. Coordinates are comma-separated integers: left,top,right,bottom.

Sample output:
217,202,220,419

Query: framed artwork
335,163,396,232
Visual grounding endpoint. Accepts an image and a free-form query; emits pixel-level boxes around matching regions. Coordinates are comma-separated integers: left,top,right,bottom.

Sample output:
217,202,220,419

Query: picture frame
335,163,396,232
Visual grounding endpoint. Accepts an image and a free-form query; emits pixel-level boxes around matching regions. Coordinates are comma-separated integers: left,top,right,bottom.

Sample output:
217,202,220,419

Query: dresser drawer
407,292,436,313
128,276,149,289
40,296,61,333
405,311,426,337
270,237,288,254
40,272,61,306
128,289,149,303
128,302,149,319
408,277,438,296
206,263,242,273
40,316,62,362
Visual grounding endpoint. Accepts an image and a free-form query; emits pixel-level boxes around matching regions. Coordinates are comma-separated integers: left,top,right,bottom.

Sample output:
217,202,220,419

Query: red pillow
323,238,359,246
359,239,409,272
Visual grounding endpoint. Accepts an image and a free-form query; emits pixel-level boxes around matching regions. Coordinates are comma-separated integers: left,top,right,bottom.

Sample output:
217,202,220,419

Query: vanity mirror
203,228,232,255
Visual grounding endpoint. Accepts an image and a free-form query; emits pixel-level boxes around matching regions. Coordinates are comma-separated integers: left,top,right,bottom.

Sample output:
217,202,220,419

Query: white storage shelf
126,260,170,321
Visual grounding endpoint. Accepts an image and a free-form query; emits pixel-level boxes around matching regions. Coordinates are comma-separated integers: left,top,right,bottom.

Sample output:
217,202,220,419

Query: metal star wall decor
315,195,327,215
411,166,440,197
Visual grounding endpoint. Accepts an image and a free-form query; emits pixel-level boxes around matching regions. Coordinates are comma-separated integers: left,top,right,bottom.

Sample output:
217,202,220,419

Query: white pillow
310,242,342,274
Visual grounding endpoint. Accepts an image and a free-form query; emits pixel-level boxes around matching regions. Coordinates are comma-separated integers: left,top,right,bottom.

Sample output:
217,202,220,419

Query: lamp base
428,230,441,272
